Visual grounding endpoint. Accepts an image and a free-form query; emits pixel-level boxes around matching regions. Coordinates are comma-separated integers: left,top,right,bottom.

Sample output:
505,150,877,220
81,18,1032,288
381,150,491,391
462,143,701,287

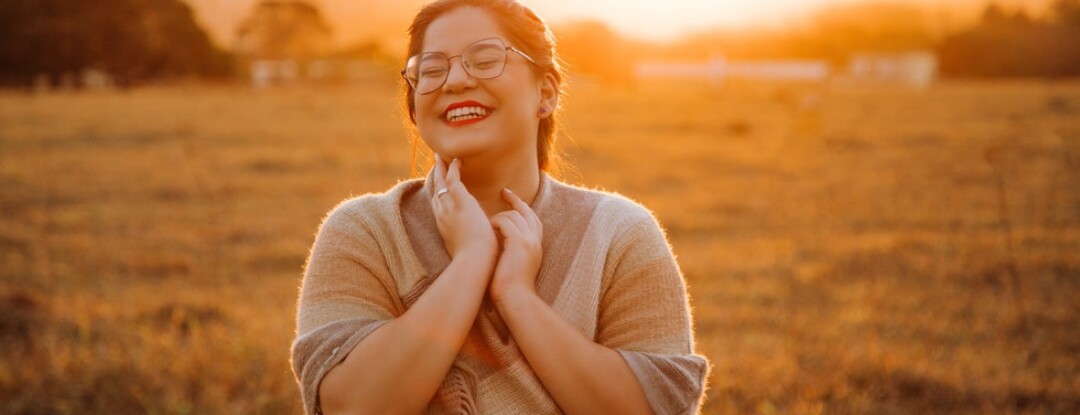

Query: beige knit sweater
292,173,709,414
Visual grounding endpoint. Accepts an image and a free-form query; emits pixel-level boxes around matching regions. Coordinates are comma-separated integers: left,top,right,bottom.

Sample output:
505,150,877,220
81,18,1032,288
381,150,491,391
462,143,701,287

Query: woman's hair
404,0,566,174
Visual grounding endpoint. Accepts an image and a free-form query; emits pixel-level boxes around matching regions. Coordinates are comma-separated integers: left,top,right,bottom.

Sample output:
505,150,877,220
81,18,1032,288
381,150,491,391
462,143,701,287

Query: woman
291,1,709,414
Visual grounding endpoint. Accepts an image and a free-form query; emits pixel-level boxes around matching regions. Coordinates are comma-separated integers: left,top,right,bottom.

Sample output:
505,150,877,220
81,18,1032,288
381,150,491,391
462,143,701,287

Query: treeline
558,0,1080,82
553,2,943,86
939,0,1080,77
2,0,1078,88
0,0,231,88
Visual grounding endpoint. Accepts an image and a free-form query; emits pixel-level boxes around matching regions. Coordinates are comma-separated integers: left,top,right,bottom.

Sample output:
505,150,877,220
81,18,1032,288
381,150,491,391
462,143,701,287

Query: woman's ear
537,72,559,118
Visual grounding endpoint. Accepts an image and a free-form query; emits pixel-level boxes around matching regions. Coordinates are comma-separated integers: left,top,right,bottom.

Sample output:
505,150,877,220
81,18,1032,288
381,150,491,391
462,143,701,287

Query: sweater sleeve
291,201,401,415
596,209,710,415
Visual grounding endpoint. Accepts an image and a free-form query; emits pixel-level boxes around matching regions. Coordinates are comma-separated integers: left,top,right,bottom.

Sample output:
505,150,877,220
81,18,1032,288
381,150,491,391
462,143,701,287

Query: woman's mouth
442,101,493,127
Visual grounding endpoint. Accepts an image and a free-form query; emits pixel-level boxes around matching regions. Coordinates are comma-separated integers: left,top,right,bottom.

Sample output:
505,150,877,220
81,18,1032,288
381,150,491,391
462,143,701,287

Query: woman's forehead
421,7,507,54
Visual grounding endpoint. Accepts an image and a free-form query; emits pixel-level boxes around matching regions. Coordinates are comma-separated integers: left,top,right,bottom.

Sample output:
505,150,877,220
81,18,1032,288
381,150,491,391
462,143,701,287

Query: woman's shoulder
319,178,424,229
544,178,660,236
545,177,659,225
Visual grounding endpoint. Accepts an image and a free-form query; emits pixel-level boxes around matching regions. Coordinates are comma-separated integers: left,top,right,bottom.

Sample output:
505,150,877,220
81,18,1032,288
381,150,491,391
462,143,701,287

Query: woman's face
413,7,550,165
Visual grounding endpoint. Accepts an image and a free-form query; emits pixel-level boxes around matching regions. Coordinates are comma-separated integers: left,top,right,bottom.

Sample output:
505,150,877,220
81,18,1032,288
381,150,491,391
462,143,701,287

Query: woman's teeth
445,106,489,122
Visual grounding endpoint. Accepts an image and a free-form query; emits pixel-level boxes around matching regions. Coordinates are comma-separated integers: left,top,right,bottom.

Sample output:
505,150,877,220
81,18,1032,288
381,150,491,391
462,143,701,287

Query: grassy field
1,78,1077,414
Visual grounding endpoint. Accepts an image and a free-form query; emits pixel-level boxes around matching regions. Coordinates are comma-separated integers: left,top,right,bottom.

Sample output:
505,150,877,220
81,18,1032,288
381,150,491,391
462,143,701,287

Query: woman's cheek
415,114,438,146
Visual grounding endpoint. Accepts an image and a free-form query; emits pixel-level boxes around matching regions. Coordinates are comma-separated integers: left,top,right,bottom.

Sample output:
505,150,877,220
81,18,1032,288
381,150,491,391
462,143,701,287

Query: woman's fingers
432,154,446,193
432,157,466,210
441,158,470,202
502,188,542,231
502,211,531,233
490,213,525,240
431,156,450,215
445,158,461,187
501,188,525,209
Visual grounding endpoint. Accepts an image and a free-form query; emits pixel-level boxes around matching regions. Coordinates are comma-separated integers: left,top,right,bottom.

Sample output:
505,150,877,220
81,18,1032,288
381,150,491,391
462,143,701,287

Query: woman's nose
442,58,477,92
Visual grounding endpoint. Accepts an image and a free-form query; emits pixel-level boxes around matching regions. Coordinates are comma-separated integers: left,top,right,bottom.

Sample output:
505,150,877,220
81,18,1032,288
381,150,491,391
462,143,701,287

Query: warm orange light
527,0,1054,41
185,0,1056,47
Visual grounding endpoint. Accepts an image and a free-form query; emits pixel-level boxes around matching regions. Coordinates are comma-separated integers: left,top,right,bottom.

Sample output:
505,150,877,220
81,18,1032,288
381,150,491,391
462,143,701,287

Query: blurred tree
235,1,333,61
938,1,1080,78
554,20,637,87
1051,0,1080,26
648,2,942,64
0,0,231,88
796,2,940,63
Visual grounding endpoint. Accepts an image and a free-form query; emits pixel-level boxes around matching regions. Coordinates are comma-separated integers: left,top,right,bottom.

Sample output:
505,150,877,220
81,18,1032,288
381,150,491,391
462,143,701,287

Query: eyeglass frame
401,37,539,95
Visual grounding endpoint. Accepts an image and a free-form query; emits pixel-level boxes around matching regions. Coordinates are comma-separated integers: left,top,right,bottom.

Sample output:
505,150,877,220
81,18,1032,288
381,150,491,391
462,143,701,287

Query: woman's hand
431,155,497,260
489,188,544,304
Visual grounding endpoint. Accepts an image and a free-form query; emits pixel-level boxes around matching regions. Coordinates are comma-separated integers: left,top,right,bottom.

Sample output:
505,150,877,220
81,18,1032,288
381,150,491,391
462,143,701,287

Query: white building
250,60,300,88
636,58,832,85
846,52,938,87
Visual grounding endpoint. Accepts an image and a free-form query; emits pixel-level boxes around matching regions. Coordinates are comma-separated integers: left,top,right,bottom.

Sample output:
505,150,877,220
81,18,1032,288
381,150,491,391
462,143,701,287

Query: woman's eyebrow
421,37,501,55
419,53,444,63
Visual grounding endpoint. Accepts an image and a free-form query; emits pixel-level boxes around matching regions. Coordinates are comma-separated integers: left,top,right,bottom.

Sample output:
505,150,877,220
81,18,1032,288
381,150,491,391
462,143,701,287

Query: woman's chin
428,137,490,161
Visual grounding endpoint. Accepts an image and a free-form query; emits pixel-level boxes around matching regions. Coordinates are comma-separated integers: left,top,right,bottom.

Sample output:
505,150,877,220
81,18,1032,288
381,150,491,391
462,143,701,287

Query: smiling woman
289,1,710,414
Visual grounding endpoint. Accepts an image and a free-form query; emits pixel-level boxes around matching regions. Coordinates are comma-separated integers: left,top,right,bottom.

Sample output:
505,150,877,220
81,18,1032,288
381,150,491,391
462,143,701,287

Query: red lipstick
442,100,493,127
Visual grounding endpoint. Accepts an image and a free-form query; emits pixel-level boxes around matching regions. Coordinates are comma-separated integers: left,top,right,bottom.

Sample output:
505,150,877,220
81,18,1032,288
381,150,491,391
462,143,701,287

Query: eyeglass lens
406,39,509,94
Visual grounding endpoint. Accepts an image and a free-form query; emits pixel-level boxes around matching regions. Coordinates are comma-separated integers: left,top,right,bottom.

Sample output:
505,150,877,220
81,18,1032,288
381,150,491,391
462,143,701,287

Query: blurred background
1,0,1077,413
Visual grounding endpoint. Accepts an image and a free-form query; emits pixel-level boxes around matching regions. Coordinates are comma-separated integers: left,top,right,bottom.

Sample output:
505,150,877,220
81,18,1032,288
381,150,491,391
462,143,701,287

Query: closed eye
421,68,448,78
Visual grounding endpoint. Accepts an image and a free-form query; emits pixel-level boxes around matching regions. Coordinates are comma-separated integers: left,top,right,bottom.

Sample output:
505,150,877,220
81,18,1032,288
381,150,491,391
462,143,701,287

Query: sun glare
526,0,1055,40
185,0,1055,49
529,0,832,40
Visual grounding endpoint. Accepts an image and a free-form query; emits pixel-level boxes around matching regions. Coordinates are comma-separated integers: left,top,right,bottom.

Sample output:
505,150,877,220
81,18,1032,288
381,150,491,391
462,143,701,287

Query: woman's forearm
319,248,496,415
495,291,654,415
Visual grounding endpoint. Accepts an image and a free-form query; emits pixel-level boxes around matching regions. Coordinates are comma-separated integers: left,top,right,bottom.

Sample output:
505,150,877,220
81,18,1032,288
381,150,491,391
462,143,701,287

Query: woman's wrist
491,284,538,313
452,242,498,269
456,230,498,255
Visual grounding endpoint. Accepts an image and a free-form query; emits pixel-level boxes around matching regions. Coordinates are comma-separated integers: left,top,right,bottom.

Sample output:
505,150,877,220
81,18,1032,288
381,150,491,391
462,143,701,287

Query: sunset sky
186,0,1052,46
528,0,1049,40
534,0,920,40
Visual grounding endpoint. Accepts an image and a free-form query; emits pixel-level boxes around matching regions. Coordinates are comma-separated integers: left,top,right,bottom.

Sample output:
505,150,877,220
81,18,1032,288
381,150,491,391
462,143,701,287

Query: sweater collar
419,167,551,213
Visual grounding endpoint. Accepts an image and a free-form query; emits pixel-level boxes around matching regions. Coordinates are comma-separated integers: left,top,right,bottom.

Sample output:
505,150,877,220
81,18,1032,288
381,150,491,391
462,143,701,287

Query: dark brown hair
404,0,566,174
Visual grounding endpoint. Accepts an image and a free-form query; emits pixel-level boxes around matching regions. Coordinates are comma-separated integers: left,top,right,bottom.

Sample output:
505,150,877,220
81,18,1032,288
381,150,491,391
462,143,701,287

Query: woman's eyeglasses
402,37,537,95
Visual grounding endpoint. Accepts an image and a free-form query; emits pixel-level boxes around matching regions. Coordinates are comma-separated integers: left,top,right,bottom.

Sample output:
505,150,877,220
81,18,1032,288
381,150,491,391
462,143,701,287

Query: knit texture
291,173,710,414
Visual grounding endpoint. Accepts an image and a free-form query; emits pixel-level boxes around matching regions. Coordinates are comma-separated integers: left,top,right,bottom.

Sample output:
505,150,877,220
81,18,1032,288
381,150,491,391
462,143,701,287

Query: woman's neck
456,155,541,218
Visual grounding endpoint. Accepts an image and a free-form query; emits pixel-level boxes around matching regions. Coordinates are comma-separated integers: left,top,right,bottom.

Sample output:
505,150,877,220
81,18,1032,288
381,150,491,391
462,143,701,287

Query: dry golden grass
1,79,1077,414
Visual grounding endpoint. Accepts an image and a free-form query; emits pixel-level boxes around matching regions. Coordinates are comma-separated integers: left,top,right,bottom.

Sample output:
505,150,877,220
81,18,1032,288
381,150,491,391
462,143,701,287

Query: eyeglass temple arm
508,47,538,65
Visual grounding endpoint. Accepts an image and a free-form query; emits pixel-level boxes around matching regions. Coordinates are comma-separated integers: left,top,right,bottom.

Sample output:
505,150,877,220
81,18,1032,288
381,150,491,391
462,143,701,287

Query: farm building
844,52,938,87
636,58,832,86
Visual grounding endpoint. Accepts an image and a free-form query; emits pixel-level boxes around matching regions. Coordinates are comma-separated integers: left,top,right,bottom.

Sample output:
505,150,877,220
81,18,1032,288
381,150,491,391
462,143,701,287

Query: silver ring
435,188,450,198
